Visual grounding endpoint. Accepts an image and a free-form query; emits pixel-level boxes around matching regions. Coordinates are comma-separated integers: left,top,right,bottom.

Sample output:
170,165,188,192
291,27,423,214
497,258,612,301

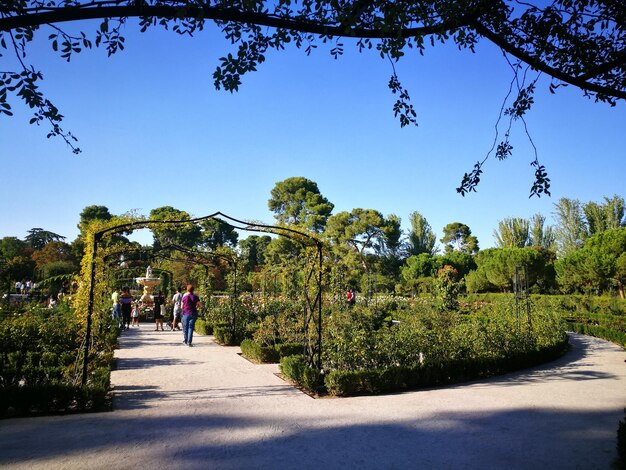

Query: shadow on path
113,384,299,410
445,333,621,391
1,331,624,469
0,407,621,469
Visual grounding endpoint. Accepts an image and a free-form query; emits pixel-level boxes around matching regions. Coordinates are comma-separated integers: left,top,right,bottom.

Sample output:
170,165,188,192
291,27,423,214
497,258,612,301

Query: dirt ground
1,328,625,469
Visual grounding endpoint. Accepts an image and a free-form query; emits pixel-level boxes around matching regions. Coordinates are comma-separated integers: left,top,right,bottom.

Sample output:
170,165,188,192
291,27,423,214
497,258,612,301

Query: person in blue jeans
181,284,201,346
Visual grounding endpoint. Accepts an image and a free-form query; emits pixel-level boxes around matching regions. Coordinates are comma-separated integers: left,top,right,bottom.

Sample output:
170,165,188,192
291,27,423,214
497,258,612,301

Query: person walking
181,284,200,346
118,287,133,330
171,287,183,331
111,288,122,327
153,291,165,331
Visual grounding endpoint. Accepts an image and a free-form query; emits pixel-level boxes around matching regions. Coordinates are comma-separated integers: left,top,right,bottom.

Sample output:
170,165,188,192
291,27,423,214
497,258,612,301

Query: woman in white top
171,287,183,331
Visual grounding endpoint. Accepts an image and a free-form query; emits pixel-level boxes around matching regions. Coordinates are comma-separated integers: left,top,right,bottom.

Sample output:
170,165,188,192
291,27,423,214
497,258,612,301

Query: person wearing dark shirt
153,291,165,331
119,286,133,330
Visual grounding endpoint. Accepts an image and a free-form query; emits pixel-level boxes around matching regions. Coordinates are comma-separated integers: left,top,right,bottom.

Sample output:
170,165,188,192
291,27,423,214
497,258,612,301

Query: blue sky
1,20,625,250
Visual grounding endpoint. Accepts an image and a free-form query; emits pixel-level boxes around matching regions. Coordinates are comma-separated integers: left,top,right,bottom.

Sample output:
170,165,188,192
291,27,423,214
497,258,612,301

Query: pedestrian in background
119,286,133,330
181,284,200,347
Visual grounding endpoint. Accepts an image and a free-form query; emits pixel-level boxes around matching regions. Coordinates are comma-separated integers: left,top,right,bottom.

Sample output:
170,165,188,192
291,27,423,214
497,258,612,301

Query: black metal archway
82,212,324,385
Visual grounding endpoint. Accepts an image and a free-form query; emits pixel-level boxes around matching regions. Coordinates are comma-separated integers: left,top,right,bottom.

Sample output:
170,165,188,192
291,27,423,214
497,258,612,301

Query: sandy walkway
1,328,625,469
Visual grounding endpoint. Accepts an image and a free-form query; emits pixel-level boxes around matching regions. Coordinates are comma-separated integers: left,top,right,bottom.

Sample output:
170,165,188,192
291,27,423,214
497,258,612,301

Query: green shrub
240,339,280,363
275,343,303,358
567,323,626,348
280,355,323,393
92,367,111,390
0,384,111,418
240,340,305,364
214,325,245,346
324,339,568,397
253,306,303,347
194,318,210,335
0,303,115,417
325,369,384,396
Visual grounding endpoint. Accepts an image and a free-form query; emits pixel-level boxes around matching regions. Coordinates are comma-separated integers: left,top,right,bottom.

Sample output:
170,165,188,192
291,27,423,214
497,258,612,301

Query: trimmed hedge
275,343,304,358
240,340,303,364
324,339,569,396
567,322,626,348
279,355,324,393
194,319,211,336
0,384,111,418
214,325,245,346
241,339,279,363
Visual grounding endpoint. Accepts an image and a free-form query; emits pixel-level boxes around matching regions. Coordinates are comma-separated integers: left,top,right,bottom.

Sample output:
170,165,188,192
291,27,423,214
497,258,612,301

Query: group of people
111,284,201,347
15,280,37,295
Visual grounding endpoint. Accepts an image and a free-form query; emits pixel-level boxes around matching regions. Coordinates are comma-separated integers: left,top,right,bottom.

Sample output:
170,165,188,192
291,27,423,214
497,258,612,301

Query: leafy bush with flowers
316,295,567,396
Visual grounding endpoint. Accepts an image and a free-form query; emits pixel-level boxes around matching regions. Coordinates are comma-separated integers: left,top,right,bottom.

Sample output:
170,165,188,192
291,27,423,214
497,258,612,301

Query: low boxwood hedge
240,340,303,363
240,339,279,363
566,322,626,348
194,318,211,336
214,325,245,346
324,339,569,396
279,355,324,393
0,384,111,418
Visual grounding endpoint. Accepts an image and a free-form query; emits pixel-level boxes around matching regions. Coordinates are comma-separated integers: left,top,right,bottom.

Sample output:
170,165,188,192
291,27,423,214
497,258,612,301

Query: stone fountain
135,266,161,307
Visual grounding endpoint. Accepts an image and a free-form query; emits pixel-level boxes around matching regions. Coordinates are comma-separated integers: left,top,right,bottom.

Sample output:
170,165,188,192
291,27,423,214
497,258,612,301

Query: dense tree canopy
2,1,625,194
556,227,626,298
0,236,35,287
198,218,239,250
494,217,530,248
553,197,588,257
77,205,113,237
466,246,553,293
582,195,625,236
529,213,556,250
148,206,203,250
441,222,479,254
553,195,625,257
268,177,334,232
0,179,624,298
31,240,75,268
24,228,66,249
406,211,437,257
239,235,271,271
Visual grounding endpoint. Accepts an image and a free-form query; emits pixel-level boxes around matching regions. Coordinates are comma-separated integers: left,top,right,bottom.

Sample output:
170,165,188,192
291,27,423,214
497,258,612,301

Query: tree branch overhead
1,0,624,193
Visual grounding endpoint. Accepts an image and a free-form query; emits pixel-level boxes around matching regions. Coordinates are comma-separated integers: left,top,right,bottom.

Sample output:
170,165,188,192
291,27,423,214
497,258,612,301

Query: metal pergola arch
82,211,324,385
102,244,236,295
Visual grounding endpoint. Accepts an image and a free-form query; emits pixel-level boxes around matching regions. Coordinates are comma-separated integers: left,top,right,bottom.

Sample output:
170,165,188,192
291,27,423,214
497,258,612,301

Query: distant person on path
181,284,201,347
111,288,121,326
15,281,22,294
131,302,140,327
171,287,183,331
154,291,165,331
119,287,133,330
346,289,356,307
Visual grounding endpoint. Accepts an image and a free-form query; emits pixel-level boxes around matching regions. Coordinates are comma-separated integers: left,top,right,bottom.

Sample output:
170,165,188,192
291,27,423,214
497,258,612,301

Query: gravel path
1,328,625,469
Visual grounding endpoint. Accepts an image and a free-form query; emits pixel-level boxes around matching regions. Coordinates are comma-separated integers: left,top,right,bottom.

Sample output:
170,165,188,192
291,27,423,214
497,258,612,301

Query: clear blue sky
1,20,625,249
